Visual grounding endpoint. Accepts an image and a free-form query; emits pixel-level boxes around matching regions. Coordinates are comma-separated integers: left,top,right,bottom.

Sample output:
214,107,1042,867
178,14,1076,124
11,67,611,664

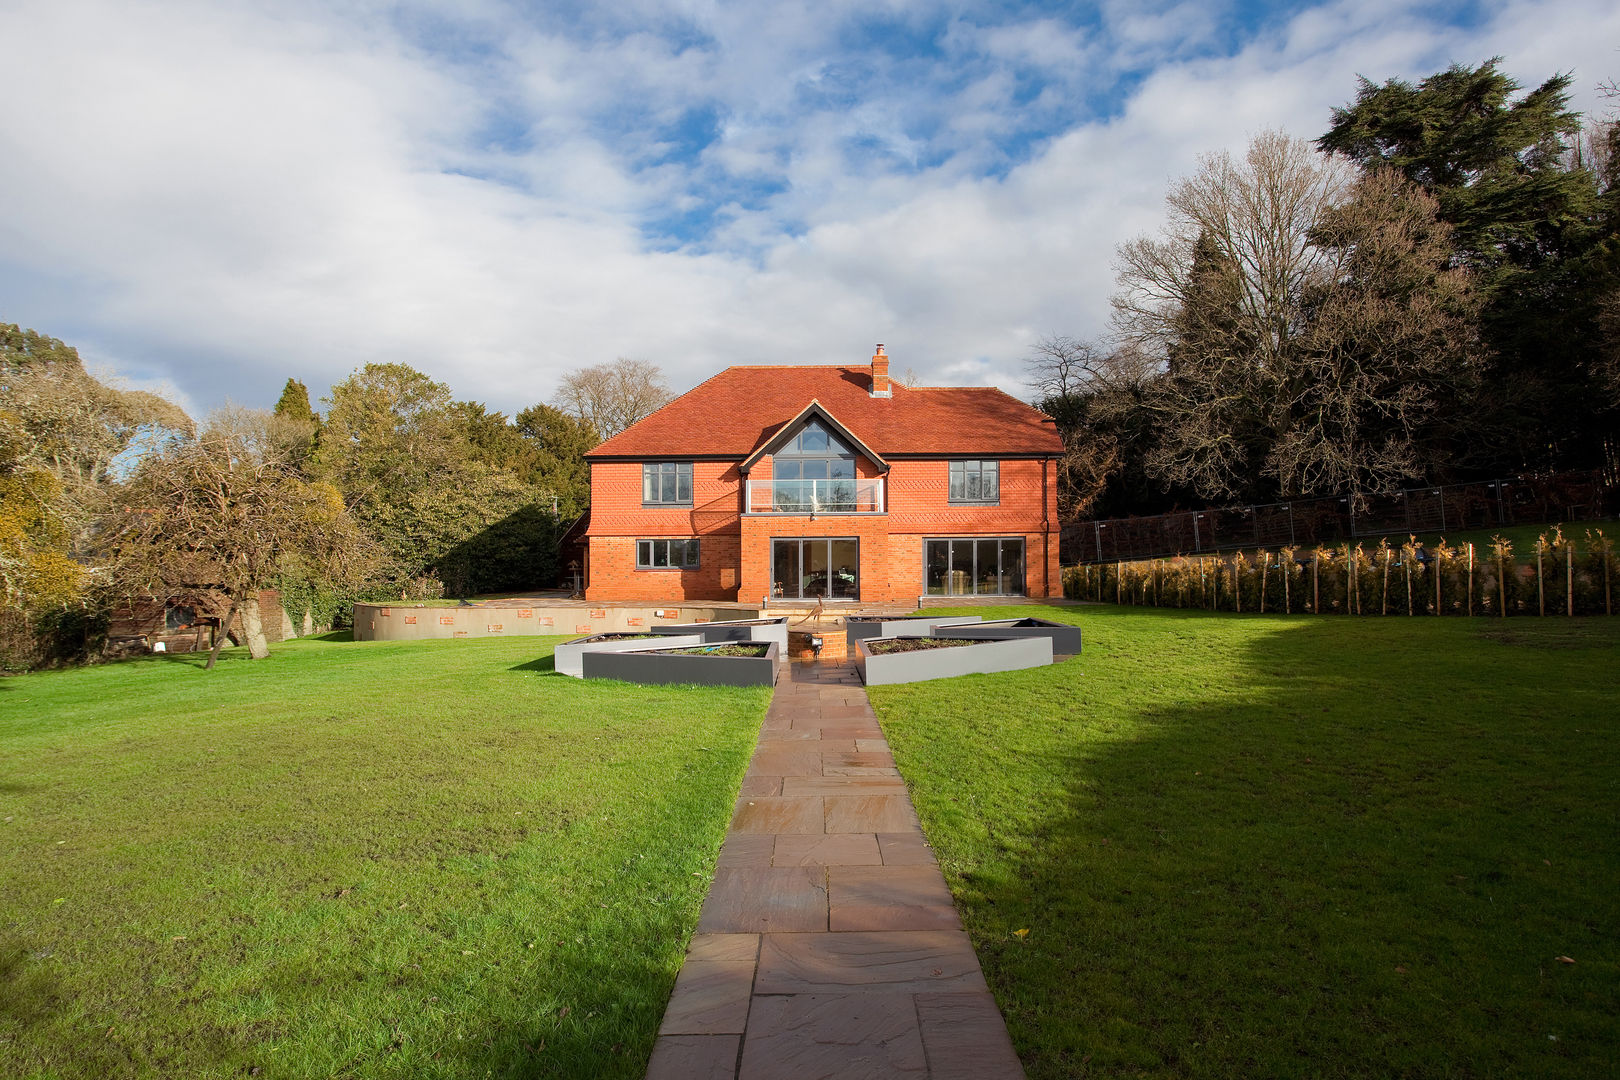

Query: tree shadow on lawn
914,614,1619,1079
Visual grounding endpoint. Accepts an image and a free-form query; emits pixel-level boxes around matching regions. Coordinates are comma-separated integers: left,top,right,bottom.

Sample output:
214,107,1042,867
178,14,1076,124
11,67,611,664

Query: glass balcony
746,478,885,514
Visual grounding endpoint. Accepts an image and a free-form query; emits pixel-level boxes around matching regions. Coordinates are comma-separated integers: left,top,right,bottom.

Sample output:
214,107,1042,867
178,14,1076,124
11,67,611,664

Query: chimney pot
870,344,891,397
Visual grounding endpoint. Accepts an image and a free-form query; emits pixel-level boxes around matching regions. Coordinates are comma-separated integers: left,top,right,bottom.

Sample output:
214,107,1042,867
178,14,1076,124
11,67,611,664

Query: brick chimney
870,344,891,398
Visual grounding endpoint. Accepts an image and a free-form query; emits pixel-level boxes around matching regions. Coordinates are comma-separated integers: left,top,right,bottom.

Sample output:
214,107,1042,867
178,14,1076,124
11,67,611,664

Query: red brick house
581,347,1064,606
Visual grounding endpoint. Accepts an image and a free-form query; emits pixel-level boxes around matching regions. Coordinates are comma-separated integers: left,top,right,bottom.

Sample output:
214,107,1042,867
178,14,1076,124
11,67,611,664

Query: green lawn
0,635,771,1079
869,605,1619,1079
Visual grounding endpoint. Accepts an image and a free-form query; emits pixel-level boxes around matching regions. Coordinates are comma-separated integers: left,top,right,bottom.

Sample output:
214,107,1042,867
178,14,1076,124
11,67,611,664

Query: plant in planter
583,639,780,687
553,632,704,678
853,634,1052,686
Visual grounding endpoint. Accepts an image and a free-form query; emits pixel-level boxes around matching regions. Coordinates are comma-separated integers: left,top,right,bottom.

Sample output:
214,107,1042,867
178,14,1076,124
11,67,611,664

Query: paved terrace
646,660,1025,1080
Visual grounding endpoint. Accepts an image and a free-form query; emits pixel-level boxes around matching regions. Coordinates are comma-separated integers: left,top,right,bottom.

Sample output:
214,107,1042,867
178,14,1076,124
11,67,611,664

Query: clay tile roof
586,365,1062,459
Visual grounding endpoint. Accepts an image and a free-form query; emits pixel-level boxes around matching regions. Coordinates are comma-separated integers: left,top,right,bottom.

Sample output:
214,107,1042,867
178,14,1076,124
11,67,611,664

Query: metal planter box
844,615,984,643
951,618,1083,655
553,633,704,678
583,641,781,687
853,634,1052,686
651,617,790,651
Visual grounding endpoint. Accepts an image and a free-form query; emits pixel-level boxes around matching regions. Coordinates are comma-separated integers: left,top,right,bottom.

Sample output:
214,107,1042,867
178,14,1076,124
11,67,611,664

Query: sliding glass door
924,537,1025,596
772,538,859,599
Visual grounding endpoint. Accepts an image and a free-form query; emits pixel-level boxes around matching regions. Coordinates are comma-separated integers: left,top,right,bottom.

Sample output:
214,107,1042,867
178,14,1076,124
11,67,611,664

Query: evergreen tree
1319,59,1614,472
273,378,317,423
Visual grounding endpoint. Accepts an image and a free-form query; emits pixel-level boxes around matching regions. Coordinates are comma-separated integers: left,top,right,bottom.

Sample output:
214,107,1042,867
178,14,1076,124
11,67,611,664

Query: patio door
772,538,859,599
924,538,1025,596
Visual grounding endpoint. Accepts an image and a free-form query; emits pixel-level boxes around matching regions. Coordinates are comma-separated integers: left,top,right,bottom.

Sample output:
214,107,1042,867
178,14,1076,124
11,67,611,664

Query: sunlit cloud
0,0,1615,420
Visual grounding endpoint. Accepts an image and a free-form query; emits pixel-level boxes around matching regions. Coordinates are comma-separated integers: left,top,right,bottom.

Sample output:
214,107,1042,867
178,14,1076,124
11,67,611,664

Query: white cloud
0,0,1616,421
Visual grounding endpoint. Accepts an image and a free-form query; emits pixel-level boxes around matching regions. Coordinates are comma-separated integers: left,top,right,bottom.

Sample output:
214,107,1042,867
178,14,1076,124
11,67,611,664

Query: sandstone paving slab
747,746,824,777
825,750,896,769
649,659,1021,1080
822,766,900,778
717,834,776,868
916,992,1027,1079
811,722,885,738
658,959,757,1035
781,776,908,797
645,1034,742,1080
772,833,883,867
730,797,825,834
756,728,832,742
876,832,937,866
754,931,988,994
828,865,960,932
698,867,829,934
687,933,759,963
739,775,783,797
824,795,920,833
828,864,955,906
738,993,926,1080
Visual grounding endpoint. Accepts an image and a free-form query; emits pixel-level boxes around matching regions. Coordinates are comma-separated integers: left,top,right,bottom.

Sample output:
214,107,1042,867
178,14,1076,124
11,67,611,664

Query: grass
868,604,1619,1079
0,634,771,1079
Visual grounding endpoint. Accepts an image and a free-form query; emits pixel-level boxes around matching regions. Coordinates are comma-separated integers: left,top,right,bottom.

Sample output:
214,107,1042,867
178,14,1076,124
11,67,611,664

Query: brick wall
585,454,1060,603
587,533,743,602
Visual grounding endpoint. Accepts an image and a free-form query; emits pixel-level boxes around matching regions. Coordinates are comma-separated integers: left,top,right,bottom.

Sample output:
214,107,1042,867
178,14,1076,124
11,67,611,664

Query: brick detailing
583,387,1061,604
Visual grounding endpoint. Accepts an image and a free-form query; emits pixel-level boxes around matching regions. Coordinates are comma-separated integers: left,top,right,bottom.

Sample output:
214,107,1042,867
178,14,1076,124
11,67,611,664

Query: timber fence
1062,526,1616,617
1064,470,1615,565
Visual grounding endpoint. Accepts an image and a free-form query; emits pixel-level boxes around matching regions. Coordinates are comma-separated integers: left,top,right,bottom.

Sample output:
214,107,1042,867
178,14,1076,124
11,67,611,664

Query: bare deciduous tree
107,407,373,668
1272,169,1486,497
1113,131,1353,373
1113,134,1484,504
554,358,672,439
1024,336,1156,520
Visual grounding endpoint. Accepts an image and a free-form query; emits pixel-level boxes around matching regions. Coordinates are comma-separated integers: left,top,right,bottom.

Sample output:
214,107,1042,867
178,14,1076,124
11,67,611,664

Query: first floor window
643,462,693,505
949,460,999,503
637,538,700,569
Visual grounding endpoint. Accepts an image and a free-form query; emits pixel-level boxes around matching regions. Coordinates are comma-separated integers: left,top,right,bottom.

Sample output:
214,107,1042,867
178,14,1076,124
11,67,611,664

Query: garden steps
645,659,1024,1080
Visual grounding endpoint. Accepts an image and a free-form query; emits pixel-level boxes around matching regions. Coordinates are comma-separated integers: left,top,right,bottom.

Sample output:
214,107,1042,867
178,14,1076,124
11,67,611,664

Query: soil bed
653,643,771,657
865,637,980,655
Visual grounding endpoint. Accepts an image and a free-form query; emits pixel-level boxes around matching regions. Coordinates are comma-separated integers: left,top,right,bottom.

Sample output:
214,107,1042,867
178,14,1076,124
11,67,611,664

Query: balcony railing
746,478,885,515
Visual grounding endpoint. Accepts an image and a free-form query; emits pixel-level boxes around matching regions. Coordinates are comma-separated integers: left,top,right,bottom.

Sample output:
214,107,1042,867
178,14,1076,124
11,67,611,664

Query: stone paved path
645,660,1025,1080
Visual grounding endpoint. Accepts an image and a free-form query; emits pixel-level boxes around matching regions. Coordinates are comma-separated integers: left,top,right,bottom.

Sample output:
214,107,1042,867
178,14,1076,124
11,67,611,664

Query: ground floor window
637,538,700,569
772,537,859,599
925,537,1024,596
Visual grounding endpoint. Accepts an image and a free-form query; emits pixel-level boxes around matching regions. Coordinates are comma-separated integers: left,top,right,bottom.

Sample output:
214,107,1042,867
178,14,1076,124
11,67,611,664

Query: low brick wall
353,603,761,642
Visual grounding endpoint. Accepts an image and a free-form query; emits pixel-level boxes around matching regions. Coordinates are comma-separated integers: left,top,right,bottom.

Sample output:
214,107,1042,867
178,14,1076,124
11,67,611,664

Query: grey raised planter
844,615,984,643
853,634,1052,686
651,617,789,650
553,633,703,678
583,641,781,687
950,618,1083,655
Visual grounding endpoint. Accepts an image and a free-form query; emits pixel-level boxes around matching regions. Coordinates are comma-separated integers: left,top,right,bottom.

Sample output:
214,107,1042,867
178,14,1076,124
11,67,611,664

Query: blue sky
0,0,1615,419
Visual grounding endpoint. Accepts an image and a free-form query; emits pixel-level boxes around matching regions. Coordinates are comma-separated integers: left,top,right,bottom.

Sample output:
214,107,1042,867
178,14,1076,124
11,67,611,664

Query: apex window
643,462,693,505
637,539,700,569
948,460,999,504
